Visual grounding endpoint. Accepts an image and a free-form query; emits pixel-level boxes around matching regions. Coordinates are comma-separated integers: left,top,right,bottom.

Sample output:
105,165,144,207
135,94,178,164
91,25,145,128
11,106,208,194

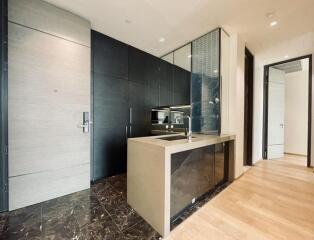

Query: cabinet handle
130,107,133,124
126,125,128,142
130,126,132,137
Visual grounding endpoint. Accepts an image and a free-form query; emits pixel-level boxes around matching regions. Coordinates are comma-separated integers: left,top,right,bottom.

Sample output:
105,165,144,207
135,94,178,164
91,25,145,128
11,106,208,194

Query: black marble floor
0,174,229,240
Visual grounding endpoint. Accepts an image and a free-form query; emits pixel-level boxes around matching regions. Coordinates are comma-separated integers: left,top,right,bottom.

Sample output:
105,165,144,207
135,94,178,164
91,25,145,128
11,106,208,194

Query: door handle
77,112,89,133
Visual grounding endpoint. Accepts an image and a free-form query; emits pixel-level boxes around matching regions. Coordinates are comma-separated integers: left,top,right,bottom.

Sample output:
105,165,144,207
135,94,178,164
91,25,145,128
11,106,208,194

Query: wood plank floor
166,155,314,240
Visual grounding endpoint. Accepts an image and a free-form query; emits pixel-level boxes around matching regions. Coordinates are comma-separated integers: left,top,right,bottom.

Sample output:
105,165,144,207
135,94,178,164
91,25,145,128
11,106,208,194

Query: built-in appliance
151,105,190,125
151,108,170,125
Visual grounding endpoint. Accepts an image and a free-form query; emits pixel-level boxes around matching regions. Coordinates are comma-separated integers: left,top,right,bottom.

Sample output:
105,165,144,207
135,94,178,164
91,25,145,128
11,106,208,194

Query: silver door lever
78,112,90,133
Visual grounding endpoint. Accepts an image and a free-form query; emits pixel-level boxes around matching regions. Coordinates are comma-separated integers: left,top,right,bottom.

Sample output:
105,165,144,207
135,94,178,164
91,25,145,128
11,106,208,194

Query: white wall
228,34,245,178
284,70,309,155
252,31,314,166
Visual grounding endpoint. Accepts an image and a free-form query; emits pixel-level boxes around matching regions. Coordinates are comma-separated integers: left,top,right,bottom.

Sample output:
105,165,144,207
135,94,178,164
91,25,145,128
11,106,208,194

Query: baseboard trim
284,152,307,157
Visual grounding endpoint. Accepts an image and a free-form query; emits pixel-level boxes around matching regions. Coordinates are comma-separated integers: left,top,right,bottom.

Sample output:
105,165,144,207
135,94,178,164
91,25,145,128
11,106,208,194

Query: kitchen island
127,133,235,237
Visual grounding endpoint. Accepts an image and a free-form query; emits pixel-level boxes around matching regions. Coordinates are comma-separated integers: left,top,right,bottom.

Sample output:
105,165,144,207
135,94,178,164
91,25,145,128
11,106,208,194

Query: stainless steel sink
157,135,194,141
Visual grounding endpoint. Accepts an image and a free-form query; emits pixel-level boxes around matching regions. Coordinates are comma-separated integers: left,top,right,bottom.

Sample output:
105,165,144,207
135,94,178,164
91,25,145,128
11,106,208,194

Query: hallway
166,155,314,240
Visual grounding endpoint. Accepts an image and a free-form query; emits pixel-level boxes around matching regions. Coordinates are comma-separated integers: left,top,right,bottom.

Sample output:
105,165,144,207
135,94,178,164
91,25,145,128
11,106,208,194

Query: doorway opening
263,55,312,167
243,48,254,166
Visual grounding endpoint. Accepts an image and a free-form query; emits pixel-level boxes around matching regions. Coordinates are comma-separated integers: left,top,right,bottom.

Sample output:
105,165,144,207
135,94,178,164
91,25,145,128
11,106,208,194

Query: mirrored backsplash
151,105,191,126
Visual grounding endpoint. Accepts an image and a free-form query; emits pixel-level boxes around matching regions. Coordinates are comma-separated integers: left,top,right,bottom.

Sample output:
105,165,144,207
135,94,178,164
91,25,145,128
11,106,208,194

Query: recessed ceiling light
266,11,276,19
188,54,192,58
270,21,278,27
159,37,165,43
284,55,289,59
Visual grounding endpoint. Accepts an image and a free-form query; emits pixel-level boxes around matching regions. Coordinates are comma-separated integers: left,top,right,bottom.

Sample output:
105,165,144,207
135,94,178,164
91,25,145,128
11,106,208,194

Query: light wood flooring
166,155,314,240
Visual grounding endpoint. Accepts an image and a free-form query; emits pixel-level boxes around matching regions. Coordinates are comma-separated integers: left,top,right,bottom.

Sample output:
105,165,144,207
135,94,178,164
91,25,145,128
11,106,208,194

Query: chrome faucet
184,115,192,142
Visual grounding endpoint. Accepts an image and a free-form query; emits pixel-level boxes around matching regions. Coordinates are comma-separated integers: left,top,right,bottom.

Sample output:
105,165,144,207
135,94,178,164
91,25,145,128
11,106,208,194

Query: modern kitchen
0,1,238,238
92,23,236,238
4,0,314,239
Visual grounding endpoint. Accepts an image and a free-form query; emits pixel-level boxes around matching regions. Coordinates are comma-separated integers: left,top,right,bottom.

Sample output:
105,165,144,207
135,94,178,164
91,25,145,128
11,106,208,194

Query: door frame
0,0,8,212
243,47,254,166
263,54,312,167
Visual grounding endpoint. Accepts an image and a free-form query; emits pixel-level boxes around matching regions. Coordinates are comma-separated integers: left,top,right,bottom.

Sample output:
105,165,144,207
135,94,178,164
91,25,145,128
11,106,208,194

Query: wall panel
8,0,91,210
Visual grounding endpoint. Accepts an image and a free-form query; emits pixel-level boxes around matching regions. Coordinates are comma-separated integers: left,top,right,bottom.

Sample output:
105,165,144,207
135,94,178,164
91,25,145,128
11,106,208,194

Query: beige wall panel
8,0,90,46
8,11,90,209
9,164,90,210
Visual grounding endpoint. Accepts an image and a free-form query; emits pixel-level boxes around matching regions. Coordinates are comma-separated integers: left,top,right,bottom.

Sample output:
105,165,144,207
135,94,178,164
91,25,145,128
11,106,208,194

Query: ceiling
273,58,309,73
273,60,302,73
44,0,314,57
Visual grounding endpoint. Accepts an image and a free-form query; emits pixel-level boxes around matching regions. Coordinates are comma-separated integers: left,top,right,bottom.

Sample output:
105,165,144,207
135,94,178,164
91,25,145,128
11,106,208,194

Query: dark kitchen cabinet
173,65,191,106
93,31,128,79
170,145,215,219
92,31,129,180
170,142,228,220
214,143,228,186
128,47,157,137
159,60,174,106
92,30,192,181
128,46,159,109
145,55,160,108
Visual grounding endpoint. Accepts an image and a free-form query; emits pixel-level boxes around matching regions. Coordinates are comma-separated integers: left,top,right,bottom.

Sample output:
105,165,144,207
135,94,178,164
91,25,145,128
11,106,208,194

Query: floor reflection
0,174,228,239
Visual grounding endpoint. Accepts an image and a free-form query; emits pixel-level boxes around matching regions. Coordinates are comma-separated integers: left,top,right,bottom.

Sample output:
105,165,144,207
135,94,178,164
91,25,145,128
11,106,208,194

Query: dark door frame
0,0,9,212
263,54,312,167
243,47,254,166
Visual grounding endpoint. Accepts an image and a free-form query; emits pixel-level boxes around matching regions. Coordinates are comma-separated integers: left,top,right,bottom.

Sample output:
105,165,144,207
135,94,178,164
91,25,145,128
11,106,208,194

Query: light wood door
8,22,90,210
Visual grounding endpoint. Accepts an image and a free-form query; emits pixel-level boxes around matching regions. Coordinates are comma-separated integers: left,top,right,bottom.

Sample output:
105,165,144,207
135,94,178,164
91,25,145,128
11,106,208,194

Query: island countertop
128,133,235,154
127,132,236,237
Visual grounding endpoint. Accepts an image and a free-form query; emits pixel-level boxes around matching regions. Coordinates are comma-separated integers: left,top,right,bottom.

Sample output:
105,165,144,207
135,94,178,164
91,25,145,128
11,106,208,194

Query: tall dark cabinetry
92,30,191,181
92,31,129,181
128,47,159,138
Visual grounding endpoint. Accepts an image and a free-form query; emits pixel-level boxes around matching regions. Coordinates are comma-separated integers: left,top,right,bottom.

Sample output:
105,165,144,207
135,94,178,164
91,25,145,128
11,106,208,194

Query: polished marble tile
1,204,43,240
122,220,161,240
0,173,228,240
105,174,127,196
106,200,143,232
0,213,7,234
95,184,122,208
73,195,108,228
43,214,79,240
78,215,121,240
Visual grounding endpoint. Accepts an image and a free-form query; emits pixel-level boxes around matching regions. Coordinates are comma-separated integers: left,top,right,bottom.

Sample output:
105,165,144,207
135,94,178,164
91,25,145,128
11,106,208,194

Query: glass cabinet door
170,145,215,219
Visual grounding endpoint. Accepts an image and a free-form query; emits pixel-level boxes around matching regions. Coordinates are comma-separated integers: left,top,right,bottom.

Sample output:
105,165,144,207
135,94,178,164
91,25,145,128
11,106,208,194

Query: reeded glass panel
191,29,220,134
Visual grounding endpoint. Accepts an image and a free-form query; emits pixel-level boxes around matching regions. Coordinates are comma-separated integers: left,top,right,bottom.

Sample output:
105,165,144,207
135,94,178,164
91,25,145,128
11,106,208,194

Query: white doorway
263,56,312,166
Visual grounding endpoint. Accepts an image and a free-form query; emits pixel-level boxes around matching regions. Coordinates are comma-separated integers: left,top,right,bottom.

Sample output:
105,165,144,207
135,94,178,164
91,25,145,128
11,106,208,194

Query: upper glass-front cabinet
161,28,230,135
161,44,192,72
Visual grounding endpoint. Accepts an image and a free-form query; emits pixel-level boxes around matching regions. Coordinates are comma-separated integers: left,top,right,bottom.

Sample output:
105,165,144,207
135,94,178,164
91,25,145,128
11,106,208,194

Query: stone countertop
128,133,235,154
